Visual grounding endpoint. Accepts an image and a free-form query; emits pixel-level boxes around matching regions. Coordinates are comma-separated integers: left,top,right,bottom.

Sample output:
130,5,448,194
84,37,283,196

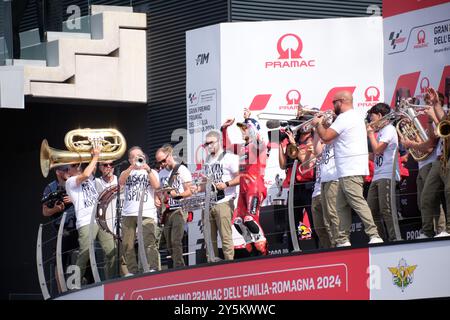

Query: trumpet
40,128,127,177
398,98,430,113
296,110,335,133
135,155,146,167
297,107,321,118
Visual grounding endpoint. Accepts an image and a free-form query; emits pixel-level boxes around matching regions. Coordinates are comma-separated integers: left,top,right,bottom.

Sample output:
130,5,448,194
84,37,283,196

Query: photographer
277,108,317,248
41,165,78,291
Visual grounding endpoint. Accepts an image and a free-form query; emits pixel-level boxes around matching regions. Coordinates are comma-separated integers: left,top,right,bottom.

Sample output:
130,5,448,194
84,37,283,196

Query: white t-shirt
330,108,369,178
312,159,321,198
203,151,239,204
418,123,439,169
66,175,99,230
95,175,123,233
95,175,118,191
319,143,338,183
159,164,192,210
122,169,158,219
373,124,399,181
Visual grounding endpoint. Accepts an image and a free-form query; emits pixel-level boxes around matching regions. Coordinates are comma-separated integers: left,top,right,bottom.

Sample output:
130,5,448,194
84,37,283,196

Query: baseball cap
55,165,70,172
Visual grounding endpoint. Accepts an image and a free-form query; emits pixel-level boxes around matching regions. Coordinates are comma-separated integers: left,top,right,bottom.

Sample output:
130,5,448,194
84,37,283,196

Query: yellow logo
388,258,417,292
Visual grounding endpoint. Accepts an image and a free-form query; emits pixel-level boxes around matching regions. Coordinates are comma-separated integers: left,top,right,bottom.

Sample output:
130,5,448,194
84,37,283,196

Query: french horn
396,107,431,161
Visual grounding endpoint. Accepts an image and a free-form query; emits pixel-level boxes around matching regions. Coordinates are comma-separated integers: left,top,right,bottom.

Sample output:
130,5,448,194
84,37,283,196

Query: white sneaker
368,237,384,244
434,231,450,238
416,233,430,239
124,273,134,277
336,241,351,247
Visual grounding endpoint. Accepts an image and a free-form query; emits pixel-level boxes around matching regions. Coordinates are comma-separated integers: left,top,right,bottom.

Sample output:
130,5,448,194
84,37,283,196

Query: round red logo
277,34,303,59
286,89,301,105
420,77,430,93
417,30,426,44
364,86,380,102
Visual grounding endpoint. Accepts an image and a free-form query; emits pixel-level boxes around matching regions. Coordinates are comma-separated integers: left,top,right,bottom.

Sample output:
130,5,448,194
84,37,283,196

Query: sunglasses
204,140,217,146
157,153,170,165
101,163,114,167
332,98,346,105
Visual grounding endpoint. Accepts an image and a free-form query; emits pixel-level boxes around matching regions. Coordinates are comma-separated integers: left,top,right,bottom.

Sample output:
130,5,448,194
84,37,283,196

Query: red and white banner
104,248,369,300
383,0,450,106
58,239,450,300
186,17,384,205
383,0,450,18
186,18,384,259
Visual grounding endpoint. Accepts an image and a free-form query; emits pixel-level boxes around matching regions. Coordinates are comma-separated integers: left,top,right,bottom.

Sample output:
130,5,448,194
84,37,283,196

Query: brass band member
156,145,193,268
313,130,340,248
199,130,240,261
309,135,332,249
65,144,117,284
366,103,399,242
403,88,450,238
119,147,161,274
311,91,383,246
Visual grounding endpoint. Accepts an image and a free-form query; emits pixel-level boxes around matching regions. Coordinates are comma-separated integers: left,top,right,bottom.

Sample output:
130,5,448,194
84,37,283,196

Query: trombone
257,112,301,122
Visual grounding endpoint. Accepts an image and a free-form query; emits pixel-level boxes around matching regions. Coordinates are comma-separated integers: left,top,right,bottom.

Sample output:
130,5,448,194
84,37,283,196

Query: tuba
40,128,127,177
396,106,431,161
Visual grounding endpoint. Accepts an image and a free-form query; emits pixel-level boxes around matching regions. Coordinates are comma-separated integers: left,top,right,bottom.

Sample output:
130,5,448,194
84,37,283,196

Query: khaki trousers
76,224,117,281
417,162,447,234
336,176,379,244
163,209,187,268
367,178,396,241
208,200,235,261
122,216,160,273
320,181,340,247
421,160,450,236
311,195,332,249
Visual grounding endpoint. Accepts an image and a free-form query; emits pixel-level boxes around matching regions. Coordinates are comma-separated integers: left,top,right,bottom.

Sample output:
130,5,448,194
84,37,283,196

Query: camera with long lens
267,120,294,143
41,188,72,209
135,155,146,167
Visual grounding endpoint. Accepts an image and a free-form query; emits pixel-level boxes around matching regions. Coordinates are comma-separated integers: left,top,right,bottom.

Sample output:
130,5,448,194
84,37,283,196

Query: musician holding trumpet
402,88,450,238
311,91,383,247
366,103,399,242
118,146,161,274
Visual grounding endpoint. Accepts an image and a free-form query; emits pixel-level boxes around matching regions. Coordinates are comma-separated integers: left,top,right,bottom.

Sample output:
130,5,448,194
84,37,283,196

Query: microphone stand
114,162,126,278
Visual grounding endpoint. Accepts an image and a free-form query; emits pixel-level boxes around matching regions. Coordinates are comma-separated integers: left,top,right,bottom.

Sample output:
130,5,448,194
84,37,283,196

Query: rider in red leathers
221,109,269,255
